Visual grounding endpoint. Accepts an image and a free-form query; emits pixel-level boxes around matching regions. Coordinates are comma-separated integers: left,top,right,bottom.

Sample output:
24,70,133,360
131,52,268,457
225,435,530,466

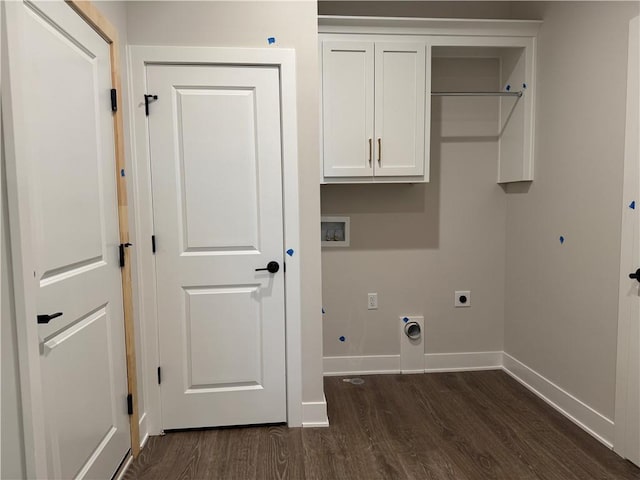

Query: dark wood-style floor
124,371,640,479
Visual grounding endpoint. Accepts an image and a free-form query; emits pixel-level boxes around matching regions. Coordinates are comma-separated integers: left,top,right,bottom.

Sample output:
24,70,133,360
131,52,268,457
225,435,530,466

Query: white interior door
2,1,130,478
374,42,426,177
322,41,374,177
146,64,287,430
617,15,640,468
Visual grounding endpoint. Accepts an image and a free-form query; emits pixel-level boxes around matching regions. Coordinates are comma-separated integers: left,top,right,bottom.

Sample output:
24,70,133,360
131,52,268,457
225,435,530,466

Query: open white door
2,1,130,477
146,64,287,430
616,15,640,469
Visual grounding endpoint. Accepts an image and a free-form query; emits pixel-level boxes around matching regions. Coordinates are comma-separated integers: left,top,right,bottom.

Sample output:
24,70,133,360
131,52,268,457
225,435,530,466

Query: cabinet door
322,41,374,177
374,42,426,177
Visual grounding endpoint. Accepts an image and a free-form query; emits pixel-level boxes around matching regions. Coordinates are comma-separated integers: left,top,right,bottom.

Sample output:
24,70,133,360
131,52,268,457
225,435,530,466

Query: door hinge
119,242,132,268
144,94,158,116
152,235,156,254
126,393,133,415
157,366,162,385
111,88,117,112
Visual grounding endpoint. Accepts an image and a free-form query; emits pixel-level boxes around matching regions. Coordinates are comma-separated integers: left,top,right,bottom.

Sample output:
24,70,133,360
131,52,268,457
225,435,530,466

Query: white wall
505,1,639,420
321,57,507,360
125,1,325,405
319,1,513,18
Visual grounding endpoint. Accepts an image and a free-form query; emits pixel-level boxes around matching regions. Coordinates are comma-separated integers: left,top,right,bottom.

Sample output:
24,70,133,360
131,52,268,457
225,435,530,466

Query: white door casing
2,1,130,478
128,46,303,435
147,64,286,429
615,15,640,468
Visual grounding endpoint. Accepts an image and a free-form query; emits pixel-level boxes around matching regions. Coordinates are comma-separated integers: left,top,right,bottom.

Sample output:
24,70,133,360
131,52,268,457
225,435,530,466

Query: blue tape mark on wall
559,236,565,245
322,307,325,314
630,201,636,210
522,83,527,89
505,84,511,91
403,317,409,323
120,169,125,177
268,37,276,45
339,336,346,342
286,249,294,256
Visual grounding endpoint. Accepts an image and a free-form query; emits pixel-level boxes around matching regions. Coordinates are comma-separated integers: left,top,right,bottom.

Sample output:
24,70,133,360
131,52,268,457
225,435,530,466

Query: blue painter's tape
403,317,409,323
630,201,636,210
339,336,346,342
322,308,325,314
120,169,125,177
267,37,276,45
505,84,511,91
559,236,565,245
286,249,294,257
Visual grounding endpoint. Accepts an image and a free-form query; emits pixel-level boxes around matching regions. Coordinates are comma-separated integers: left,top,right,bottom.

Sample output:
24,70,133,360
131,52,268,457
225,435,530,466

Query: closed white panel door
625,16,640,468
374,43,426,177
322,41,374,177
146,65,286,429
3,1,129,478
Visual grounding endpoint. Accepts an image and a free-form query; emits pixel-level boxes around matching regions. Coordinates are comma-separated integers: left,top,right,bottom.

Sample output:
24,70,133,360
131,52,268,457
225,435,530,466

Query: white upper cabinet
319,17,541,185
321,40,428,183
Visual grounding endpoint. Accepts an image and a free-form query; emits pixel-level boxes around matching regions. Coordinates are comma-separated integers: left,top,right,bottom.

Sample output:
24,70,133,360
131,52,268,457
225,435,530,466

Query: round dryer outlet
455,291,471,307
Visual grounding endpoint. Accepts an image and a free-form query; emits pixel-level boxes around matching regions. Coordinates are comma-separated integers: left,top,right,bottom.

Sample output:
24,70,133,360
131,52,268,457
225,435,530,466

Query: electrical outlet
367,293,378,310
455,291,471,308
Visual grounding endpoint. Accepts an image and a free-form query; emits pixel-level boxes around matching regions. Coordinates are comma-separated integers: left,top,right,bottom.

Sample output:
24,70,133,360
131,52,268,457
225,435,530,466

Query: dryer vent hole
343,378,365,385
404,321,422,340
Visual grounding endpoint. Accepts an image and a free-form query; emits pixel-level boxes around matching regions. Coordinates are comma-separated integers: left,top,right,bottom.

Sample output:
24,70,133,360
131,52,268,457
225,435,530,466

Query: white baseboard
322,351,615,449
323,355,400,376
301,394,329,427
502,352,614,448
114,413,148,479
424,351,503,372
139,412,149,449
323,352,502,376
114,455,133,480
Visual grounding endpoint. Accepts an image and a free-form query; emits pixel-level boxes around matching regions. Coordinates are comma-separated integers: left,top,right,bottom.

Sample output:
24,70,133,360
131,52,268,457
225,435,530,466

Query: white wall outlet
455,291,471,307
367,293,378,310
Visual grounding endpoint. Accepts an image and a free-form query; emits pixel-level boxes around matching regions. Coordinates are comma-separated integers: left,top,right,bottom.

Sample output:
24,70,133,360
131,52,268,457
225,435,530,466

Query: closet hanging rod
431,91,523,98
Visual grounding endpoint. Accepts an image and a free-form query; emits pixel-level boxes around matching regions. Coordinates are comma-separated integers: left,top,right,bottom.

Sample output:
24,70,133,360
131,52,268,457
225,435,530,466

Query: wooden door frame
615,15,639,463
128,46,303,434
1,1,139,476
